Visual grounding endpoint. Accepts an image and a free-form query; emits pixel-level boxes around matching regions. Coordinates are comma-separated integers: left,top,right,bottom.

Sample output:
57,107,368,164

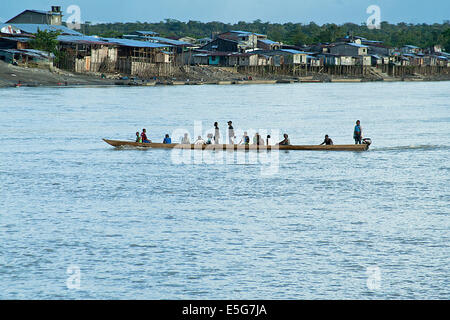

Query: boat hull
103,139,369,151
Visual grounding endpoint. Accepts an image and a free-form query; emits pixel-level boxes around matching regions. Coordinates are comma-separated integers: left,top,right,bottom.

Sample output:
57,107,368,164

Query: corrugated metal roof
347,42,368,48
230,30,252,35
27,9,60,15
0,48,51,58
101,37,172,48
147,36,193,46
0,23,82,36
57,35,111,45
259,39,279,45
280,49,309,54
135,31,158,35
0,36,32,42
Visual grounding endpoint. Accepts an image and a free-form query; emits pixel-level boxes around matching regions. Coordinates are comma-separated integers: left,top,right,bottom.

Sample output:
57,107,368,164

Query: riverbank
1,61,449,88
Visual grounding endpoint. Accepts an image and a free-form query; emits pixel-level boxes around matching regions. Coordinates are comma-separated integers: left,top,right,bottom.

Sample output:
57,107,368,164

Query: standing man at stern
353,120,363,144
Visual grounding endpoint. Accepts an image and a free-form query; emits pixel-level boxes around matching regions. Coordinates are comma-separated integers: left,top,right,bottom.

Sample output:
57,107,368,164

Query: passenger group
133,120,364,146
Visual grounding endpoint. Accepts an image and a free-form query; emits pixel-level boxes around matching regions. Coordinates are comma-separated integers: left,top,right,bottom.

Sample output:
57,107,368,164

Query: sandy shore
1,61,449,88
0,61,118,88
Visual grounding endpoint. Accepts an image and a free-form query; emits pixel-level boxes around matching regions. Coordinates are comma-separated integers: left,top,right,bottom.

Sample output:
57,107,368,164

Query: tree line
79,20,450,51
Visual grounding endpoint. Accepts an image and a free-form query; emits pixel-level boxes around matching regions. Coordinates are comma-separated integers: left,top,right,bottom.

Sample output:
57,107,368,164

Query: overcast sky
2,0,449,25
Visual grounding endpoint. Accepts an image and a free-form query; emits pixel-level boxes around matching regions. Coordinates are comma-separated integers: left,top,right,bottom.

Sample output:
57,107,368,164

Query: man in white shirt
194,136,206,145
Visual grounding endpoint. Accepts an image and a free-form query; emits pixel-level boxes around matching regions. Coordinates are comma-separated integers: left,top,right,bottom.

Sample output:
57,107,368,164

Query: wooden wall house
329,43,368,56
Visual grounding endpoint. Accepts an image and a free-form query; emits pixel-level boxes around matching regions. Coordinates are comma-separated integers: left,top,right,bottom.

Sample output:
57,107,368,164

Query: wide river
0,81,448,299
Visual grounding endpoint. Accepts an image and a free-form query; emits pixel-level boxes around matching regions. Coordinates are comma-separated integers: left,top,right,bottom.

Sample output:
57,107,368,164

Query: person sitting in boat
181,133,190,144
353,120,362,144
278,133,290,145
253,132,264,145
163,134,171,144
320,134,333,145
206,133,213,145
135,131,142,143
195,136,206,145
239,132,250,145
266,135,273,146
141,128,151,143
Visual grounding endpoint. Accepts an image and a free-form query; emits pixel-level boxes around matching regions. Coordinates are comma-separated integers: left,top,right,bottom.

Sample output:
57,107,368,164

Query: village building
401,45,422,55
318,53,341,66
251,49,309,66
307,55,322,67
200,37,241,52
329,42,368,56
191,50,266,67
401,53,424,66
257,39,281,51
0,36,32,50
371,55,383,66
216,30,261,49
176,36,196,44
0,48,51,65
196,37,212,46
6,7,63,26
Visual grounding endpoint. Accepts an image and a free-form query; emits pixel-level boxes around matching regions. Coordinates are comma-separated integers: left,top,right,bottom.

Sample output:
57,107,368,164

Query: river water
0,81,449,299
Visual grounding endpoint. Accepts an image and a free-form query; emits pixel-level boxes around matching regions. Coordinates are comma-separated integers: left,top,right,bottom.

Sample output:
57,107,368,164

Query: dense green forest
80,20,450,51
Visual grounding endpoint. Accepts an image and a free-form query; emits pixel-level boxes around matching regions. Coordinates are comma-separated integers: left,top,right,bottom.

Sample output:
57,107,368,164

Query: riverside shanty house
200,37,248,53
56,35,173,75
216,30,267,49
251,49,309,66
328,43,371,66
119,32,194,65
201,31,270,53
329,42,368,56
257,39,282,51
191,51,267,67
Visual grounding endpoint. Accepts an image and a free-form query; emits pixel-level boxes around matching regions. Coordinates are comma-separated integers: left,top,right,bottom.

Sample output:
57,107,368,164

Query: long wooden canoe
103,139,369,151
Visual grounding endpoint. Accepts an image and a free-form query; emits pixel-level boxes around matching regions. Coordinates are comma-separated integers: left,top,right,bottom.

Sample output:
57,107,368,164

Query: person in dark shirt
141,128,151,143
239,132,250,145
278,133,290,145
163,134,171,144
320,135,333,145
354,120,362,144
266,135,273,146
253,132,264,145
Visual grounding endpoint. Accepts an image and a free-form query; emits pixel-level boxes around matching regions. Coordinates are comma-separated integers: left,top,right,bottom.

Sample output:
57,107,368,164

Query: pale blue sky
2,0,449,24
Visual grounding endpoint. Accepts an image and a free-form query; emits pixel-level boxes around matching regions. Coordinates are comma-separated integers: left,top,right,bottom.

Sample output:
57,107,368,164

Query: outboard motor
362,138,372,146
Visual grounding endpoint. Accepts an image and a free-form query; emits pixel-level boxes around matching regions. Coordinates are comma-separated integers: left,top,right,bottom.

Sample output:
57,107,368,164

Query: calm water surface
0,82,449,299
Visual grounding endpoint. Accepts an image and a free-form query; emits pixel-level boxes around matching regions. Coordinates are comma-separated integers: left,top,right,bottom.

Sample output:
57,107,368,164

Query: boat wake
372,145,449,152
